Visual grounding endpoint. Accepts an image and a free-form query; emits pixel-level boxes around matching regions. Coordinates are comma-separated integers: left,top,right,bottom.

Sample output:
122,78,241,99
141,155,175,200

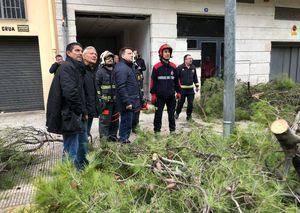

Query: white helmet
100,50,114,65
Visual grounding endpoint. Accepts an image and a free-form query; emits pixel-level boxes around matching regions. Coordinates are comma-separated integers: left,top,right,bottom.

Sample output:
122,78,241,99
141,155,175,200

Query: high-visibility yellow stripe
181,85,194,89
101,85,116,89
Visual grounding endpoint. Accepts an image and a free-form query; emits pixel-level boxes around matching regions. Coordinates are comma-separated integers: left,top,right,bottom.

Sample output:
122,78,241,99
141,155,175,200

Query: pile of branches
0,126,61,173
34,126,299,212
197,76,300,124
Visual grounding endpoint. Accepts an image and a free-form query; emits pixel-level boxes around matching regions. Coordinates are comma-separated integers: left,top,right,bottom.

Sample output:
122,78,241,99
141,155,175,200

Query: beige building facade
0,0,58,112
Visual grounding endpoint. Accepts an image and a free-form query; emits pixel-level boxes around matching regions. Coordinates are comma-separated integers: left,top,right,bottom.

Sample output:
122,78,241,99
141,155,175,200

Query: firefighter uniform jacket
150,61,181,98
95,66,117,106
177,63,199,95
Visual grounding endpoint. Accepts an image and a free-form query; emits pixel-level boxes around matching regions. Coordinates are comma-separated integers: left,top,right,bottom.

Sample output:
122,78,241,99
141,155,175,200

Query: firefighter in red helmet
150,44,181,134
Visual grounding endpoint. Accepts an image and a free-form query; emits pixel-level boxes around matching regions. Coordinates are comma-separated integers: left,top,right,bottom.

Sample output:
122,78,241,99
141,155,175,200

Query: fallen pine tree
196,76,300,126
33,125,300,212
0,126,62,189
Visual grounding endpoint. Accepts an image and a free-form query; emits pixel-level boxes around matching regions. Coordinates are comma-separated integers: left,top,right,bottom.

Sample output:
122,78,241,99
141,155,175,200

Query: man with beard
175,54,199,121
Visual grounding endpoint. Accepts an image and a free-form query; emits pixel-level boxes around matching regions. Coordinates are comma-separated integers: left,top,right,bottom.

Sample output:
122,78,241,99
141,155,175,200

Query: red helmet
158,43,173,58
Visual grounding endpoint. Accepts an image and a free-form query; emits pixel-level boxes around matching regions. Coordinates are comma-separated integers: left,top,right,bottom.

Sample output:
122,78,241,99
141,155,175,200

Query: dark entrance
75,12,151,94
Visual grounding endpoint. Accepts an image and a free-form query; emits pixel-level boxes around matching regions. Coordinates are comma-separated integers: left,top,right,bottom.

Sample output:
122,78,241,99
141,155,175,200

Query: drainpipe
223,0,236,137
48,0,58,55
62,0,69,49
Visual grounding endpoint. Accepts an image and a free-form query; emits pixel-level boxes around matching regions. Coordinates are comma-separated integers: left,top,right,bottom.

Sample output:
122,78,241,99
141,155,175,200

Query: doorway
177,14,224,77
75,12,151,93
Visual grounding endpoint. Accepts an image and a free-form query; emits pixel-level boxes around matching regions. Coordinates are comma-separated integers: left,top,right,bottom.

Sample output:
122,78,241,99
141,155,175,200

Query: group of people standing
46,42,200,169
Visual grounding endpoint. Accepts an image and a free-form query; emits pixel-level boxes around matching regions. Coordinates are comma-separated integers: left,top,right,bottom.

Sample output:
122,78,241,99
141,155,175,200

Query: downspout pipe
62,0,69,48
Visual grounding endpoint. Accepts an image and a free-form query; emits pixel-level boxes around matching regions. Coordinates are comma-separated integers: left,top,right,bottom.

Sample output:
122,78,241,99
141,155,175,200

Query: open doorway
75,12,151,94
177,14,224,78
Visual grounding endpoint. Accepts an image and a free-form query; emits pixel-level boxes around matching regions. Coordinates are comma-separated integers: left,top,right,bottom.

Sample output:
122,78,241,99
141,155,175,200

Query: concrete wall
55,0,300,86
127,19,151,96
236,0,300,84
0,0,58,108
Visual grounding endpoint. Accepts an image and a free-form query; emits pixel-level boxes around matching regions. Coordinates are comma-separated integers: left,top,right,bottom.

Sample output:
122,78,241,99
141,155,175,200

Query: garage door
270,42,300,83
0,36,44,112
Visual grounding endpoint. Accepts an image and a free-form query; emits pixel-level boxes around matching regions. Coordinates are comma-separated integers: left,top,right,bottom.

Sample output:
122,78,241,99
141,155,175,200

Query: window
187,39,197,49
237,0,255,3
177,15,224,37
0,0,26,19
275,7,300,21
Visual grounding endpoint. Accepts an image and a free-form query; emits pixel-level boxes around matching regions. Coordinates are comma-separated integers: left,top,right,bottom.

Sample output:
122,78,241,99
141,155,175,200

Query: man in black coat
175,54,199,121
77,46,98,169
46,42,85,167
115,47,141,143
49,54,64,74
96,50,119,142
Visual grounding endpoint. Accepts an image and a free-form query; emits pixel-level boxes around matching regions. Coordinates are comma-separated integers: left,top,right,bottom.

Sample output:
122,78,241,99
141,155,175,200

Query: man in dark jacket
96,50,119,142
132,50,147,133
46,42,85,167
115,47,141,143
77,46,98,169
49,54,64,74
150,44,181,134
175,54,199,121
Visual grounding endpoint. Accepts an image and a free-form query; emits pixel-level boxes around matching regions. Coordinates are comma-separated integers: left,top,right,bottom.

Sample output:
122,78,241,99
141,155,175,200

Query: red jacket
201,62,215,78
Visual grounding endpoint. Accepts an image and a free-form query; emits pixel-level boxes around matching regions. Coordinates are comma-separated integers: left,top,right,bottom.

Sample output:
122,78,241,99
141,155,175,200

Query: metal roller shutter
0,36,44,112
270,42,300,83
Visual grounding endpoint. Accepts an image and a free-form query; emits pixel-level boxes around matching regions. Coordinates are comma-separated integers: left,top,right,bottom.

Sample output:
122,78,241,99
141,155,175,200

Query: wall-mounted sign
17,25,29,32
291,25,297,36
1,26,15,31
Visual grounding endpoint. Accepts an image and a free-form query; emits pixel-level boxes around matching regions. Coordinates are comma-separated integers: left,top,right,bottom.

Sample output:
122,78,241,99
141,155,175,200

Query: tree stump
270,119,300,178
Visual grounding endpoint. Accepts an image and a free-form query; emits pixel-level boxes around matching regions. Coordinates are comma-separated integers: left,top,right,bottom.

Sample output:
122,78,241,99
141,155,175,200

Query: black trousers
132,110,140,131
176,93,195,117
154,95,176,132
99,103,119,139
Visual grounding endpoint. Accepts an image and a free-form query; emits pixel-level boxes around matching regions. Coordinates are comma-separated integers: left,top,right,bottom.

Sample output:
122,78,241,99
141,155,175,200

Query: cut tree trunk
270,119,300,178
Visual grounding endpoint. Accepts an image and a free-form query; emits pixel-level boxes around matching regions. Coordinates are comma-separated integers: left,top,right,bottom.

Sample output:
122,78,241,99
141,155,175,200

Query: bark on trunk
270,119,300,178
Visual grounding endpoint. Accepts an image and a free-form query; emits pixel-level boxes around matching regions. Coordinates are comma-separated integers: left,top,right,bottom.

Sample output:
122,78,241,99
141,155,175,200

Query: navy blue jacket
177,63,199,94
150,60,181,98
115,59,141,111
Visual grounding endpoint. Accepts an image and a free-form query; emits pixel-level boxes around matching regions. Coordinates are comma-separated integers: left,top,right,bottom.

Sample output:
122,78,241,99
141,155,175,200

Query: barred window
0,0,26,19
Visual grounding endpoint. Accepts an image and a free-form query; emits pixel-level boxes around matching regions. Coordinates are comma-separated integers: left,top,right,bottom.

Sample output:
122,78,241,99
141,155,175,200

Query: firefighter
132,50,147,133
175,54,199,121
150,44,181,134
95,51,119,142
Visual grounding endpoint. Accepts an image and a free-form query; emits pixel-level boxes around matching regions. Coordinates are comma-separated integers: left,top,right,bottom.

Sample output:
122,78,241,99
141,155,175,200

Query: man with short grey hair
77,46,98,169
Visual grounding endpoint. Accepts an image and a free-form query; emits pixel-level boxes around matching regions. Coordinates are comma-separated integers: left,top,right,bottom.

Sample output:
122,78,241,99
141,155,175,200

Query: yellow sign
291,25,297,36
